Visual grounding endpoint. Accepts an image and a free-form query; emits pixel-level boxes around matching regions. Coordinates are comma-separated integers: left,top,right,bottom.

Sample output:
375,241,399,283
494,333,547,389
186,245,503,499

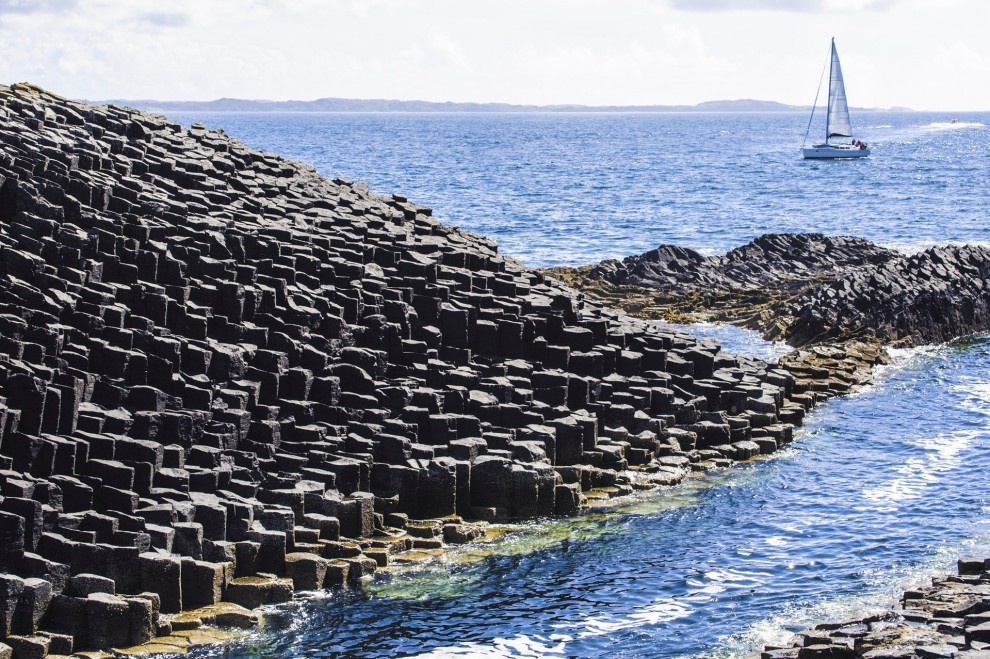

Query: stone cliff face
0,83,812,653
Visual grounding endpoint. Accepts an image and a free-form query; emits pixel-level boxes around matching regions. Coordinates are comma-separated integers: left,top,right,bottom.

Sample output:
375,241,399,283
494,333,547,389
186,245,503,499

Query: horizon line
94,95,934,114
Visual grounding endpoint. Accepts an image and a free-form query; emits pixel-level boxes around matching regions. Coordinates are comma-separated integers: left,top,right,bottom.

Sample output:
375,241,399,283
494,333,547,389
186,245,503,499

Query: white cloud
669,0,897,11
138,11,190,28
0,0,987,110
0,0,76,15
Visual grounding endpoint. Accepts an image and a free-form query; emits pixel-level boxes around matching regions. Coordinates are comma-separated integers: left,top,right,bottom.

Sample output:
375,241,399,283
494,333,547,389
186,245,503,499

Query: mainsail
826,39,853,139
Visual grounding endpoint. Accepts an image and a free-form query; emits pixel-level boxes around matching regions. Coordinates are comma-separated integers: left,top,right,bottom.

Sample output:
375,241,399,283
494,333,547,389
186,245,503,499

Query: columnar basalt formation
549,229,990,656
0,83,816,654
760,558,990,659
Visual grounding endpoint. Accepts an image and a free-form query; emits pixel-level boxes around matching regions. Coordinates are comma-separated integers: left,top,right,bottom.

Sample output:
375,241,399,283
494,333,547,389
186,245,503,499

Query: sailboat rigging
802,38,870,159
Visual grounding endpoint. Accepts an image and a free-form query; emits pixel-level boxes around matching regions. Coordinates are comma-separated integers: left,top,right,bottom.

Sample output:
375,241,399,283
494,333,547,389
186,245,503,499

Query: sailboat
802,38,870,159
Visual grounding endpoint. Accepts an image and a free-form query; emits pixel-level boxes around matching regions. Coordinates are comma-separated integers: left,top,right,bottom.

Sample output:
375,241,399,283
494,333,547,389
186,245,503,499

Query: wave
410,567,770,657
571,598,694,639
859,375,990,512
860,428,977,511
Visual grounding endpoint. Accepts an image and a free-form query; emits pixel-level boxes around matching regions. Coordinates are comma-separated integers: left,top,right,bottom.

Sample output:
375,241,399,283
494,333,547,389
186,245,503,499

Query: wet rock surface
0,83,825,653
759,559,990,659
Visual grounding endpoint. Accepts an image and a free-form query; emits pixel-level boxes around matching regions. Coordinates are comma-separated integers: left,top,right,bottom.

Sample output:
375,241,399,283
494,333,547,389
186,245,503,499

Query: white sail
802,38,869,159
826,40,853,139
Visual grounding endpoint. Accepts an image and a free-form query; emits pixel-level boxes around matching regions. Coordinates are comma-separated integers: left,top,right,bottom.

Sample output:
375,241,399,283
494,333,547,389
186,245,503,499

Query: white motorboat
802,39,870,160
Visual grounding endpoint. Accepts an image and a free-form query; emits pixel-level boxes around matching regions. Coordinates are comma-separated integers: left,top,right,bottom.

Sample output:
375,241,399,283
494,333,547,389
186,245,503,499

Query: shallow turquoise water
167,112,990,657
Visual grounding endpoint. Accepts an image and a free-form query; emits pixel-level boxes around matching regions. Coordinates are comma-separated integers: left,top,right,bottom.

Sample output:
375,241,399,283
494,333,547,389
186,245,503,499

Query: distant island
101,96,905,114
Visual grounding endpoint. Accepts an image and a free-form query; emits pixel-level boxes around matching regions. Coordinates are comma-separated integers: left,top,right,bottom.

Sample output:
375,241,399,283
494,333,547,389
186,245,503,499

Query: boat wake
922,121,986,130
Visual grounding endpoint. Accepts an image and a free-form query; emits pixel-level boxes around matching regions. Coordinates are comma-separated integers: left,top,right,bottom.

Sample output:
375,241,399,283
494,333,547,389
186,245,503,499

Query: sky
0,0,987,111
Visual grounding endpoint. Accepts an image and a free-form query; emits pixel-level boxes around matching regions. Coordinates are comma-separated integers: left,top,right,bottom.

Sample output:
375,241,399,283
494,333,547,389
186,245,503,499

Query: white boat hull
802,144,870,159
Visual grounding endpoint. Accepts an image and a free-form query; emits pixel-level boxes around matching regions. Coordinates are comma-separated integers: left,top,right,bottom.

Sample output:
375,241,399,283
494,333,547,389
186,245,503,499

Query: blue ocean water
170,111,990,658
175,111,990,267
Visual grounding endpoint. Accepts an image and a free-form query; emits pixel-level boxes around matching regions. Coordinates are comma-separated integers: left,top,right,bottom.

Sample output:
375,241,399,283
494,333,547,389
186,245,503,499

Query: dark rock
0,83,861,655
223,575,293,609
3,635,48,659
137,553,181,614
180,558,223,609
84,592,131,650
66,574,114,597
14,579,52,636
285,552,329,591
0,575,24,639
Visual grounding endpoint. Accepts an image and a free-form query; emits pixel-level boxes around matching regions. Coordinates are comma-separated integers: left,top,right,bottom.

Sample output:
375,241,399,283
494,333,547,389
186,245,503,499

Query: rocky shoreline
0,83,842,656
550,235,990,658
760,558,990,659
2,81,987,658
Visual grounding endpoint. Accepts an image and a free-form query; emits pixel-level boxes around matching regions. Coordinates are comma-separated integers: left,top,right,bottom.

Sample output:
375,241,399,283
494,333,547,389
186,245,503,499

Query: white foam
881,239,990,257
859,377,990,511
869,342,950,382
410,634,571,658
705,531,990,659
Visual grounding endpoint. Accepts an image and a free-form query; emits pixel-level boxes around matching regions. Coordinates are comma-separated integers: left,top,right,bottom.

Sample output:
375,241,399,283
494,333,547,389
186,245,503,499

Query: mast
825,38,834,144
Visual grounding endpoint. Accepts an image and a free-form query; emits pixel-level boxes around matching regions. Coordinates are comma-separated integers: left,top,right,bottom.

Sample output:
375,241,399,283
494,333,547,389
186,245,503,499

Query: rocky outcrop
0,83,821,653
769,244,990,347
592,233,897,294
562,233,990,352
760,558,990,659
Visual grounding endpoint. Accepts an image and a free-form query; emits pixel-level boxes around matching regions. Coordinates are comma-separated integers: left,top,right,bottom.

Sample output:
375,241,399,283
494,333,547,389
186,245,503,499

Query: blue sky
0,0,987,110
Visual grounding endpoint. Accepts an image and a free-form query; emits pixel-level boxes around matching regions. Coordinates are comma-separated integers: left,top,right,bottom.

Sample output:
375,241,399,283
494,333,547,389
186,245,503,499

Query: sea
172,111,990,658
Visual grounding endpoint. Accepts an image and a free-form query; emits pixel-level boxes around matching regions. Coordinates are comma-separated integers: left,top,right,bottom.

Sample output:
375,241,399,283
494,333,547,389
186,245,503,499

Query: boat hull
802,144,870,159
